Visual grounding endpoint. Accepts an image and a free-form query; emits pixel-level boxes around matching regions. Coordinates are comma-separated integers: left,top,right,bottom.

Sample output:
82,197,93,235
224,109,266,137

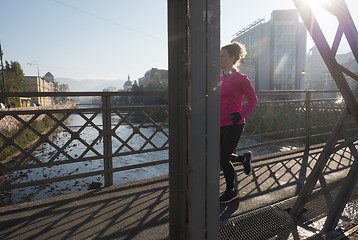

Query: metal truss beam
291,0,358,233
168,0,220,239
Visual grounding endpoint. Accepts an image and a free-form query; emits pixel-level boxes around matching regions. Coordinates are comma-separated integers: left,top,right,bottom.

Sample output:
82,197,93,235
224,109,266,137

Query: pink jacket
220,69,258,127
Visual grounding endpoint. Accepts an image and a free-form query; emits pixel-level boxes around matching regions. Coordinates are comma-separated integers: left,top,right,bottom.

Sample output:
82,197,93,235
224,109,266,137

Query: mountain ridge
56,78,126,92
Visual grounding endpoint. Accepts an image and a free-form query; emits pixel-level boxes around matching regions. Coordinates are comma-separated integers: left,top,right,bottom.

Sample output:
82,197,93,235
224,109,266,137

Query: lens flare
212,80,223,91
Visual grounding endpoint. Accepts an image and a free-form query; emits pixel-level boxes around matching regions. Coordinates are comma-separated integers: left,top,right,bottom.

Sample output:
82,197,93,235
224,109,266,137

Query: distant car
334,97,344,105
0,103,5,109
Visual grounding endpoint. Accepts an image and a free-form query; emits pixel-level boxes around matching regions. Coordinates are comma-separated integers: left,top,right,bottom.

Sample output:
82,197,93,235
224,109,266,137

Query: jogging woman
219,42,258,204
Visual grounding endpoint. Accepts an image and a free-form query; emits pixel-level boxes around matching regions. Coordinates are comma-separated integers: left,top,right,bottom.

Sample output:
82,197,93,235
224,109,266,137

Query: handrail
1,91,168,97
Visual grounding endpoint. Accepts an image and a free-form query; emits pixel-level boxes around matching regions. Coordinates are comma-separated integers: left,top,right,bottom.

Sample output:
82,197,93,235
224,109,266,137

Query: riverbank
0,103,75,157
0,104,75,132
0,104,76,201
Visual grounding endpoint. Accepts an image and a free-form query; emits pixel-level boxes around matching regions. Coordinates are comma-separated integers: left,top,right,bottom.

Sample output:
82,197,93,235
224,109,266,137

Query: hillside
56,78,126,92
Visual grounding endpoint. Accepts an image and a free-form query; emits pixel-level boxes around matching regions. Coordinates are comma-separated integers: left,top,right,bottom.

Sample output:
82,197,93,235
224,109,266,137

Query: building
25,75,53,106
138,68,168,87
59,83,70,104
123,75,132,91
103,86,118,92
239,57,256,89
306,46,357,92
342,58,358,90
43,72,55,86
232,9,307,90
25,72,69,106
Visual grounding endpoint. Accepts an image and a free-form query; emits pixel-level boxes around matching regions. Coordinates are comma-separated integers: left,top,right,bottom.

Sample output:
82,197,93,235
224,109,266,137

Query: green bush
0,114,63,163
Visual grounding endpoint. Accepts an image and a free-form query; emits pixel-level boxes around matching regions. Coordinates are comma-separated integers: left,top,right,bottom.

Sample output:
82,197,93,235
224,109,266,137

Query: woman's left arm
240,76,258,118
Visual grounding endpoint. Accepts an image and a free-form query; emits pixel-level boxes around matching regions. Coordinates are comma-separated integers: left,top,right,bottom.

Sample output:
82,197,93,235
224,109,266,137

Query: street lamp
301,70,305,89
298,70,306,90
27,61,40,78
0,42,5,93
27,61,41,105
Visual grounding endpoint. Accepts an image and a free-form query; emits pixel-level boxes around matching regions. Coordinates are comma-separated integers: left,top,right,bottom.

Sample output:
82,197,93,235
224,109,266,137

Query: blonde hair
221,41,247,68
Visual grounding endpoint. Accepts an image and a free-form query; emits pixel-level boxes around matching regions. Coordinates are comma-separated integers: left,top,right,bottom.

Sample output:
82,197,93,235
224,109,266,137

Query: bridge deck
0,144,357,240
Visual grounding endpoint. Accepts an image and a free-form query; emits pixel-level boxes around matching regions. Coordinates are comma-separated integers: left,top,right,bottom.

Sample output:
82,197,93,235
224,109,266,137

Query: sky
1,0,357,86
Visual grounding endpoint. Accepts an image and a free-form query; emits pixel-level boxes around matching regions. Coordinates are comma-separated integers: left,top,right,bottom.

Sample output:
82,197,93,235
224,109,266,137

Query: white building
138,68,168,87
232,10,307,90
123,75,132,91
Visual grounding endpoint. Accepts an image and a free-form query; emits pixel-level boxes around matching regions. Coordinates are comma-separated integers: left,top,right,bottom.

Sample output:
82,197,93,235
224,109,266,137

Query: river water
1,107,302,206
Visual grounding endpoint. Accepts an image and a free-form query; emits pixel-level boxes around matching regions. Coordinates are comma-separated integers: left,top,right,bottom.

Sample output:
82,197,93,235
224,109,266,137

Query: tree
145,72,166,92
4,61,27,92
144,72,168,105
131,82,144,105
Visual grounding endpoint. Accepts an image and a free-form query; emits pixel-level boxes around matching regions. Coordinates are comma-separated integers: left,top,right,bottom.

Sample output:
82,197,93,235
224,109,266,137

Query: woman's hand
230,112,241,124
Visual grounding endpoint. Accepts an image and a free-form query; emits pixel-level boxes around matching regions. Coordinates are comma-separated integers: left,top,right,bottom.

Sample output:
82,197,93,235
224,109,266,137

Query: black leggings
220,124,244,189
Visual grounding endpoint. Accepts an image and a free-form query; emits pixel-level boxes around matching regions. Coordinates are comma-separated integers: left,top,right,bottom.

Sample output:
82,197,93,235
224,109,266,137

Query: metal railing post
305,91,311,151
102,95,113,186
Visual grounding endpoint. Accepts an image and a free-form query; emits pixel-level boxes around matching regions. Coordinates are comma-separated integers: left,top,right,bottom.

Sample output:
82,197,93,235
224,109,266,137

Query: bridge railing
0,91,168,193
240,90,355,154
0,90,354,194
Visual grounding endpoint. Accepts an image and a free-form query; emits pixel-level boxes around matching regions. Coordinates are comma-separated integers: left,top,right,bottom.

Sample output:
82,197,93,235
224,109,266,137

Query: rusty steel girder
291,0,358,233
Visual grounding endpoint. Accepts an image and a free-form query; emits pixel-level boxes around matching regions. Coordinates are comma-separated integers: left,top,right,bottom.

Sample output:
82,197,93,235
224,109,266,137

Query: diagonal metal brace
291,0,358,226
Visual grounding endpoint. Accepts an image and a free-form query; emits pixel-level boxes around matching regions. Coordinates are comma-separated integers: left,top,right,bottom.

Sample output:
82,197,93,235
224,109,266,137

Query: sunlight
306,0,332,16
304,0,339,49
305,0,331,14
274,54,288,76
306,0,331,5
306,0,331,13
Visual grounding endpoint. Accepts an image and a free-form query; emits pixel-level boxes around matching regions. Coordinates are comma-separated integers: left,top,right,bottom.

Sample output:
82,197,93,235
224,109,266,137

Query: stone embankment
0,104,76,133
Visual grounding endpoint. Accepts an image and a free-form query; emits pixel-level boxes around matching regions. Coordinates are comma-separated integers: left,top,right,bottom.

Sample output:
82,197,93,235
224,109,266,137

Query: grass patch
0,114,64,163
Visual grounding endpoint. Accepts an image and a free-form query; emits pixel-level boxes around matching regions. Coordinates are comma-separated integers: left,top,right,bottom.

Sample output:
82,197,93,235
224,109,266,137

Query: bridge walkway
0,144,357,240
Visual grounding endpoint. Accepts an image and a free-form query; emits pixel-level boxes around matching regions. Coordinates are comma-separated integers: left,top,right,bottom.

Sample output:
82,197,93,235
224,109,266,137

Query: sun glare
307,0,331,5
306,0,336,25
307,0,332,11
304,0,340,50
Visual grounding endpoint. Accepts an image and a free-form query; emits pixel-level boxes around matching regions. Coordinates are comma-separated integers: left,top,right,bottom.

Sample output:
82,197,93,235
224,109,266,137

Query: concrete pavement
0,144,356,239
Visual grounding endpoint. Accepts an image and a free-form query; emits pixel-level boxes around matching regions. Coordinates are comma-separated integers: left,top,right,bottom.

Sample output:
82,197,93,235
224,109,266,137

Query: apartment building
232,9,307,90
25,72,69,105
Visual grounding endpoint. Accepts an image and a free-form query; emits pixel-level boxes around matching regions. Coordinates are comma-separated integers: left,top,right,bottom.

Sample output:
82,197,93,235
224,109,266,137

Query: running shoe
220,188,239,204
243,151,252,175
